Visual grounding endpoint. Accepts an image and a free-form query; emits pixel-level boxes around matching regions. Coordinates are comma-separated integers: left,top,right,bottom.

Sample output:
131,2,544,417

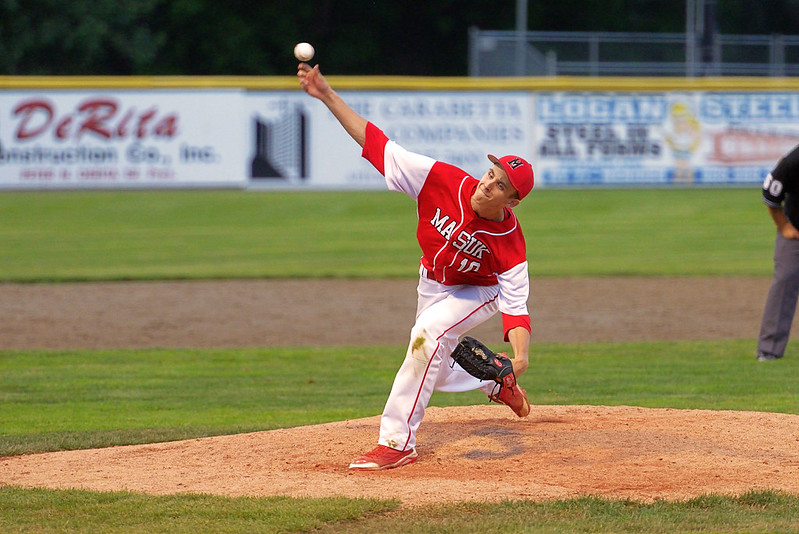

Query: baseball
294,42,315,62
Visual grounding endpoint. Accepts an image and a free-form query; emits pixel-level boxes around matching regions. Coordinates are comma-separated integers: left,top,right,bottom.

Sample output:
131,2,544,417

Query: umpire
758,144,799,361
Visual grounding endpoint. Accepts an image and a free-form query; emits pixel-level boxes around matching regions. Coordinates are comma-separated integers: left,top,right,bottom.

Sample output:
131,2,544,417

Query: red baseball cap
488,154,535,200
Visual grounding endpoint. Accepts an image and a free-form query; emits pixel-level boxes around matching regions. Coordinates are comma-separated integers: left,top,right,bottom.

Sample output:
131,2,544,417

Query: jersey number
763,174,783,197
458,258,481,273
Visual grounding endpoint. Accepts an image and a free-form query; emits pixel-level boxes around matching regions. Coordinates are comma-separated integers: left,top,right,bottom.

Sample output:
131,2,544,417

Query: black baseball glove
450,336,517,394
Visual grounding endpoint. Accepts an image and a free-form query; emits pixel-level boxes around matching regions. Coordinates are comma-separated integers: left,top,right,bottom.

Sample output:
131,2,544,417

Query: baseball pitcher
298,63,534,470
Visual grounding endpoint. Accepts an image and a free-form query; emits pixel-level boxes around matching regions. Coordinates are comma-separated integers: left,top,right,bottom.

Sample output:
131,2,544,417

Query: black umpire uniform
758,144,799,361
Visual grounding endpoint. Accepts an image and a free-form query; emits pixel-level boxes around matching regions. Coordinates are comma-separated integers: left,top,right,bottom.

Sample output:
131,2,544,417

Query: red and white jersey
361,122,530,336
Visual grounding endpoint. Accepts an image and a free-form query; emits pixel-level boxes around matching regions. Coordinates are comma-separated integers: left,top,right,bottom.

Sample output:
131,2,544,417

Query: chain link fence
468,29,799,77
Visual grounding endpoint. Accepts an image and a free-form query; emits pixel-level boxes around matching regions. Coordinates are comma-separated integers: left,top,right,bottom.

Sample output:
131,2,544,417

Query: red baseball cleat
489,384,531,417
348,445,418,471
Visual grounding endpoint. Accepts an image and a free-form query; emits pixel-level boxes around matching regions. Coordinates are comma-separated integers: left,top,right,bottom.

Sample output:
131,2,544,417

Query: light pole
516,0,528,76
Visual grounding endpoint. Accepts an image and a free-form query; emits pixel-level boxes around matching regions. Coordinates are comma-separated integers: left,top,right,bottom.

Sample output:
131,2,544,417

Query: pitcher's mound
2,405,799,507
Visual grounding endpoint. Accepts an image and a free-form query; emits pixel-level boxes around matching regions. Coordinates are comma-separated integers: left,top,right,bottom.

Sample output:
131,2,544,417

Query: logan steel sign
533,91,799,186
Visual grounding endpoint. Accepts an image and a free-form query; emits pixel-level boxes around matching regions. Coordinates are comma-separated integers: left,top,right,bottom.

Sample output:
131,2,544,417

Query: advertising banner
2,85,797,190
0,90,248,189
533,91,799,186
245,91,535,189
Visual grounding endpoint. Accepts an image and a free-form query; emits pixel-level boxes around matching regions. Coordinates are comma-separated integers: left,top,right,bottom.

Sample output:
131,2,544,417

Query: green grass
0,188,775,282
0,346,399,455
2,340,797,457
525,187,772,276
1,488,798,534
313,492,799,533
0,190,419,281
0,487,398,534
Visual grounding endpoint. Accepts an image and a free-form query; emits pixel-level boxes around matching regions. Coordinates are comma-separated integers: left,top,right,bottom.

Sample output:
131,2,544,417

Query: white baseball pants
377,267,501,451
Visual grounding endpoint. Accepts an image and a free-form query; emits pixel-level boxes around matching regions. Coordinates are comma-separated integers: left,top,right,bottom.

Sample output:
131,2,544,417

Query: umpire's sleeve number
763,173,783,197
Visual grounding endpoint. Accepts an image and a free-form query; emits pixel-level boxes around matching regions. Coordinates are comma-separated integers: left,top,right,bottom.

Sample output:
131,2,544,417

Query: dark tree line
1,0,798,76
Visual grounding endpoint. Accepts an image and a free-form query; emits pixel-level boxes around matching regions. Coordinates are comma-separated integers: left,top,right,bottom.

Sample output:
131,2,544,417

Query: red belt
424,266,443,283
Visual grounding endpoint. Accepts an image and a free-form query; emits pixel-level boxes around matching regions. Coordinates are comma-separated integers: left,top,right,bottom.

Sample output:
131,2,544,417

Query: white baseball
294,42,315,62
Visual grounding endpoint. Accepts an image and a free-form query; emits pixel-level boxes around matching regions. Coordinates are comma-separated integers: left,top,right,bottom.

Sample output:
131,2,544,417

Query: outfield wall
2,76,799,190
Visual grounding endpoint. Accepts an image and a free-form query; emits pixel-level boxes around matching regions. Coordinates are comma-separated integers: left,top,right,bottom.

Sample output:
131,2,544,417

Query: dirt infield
3,276,799,506
0,276,775,349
